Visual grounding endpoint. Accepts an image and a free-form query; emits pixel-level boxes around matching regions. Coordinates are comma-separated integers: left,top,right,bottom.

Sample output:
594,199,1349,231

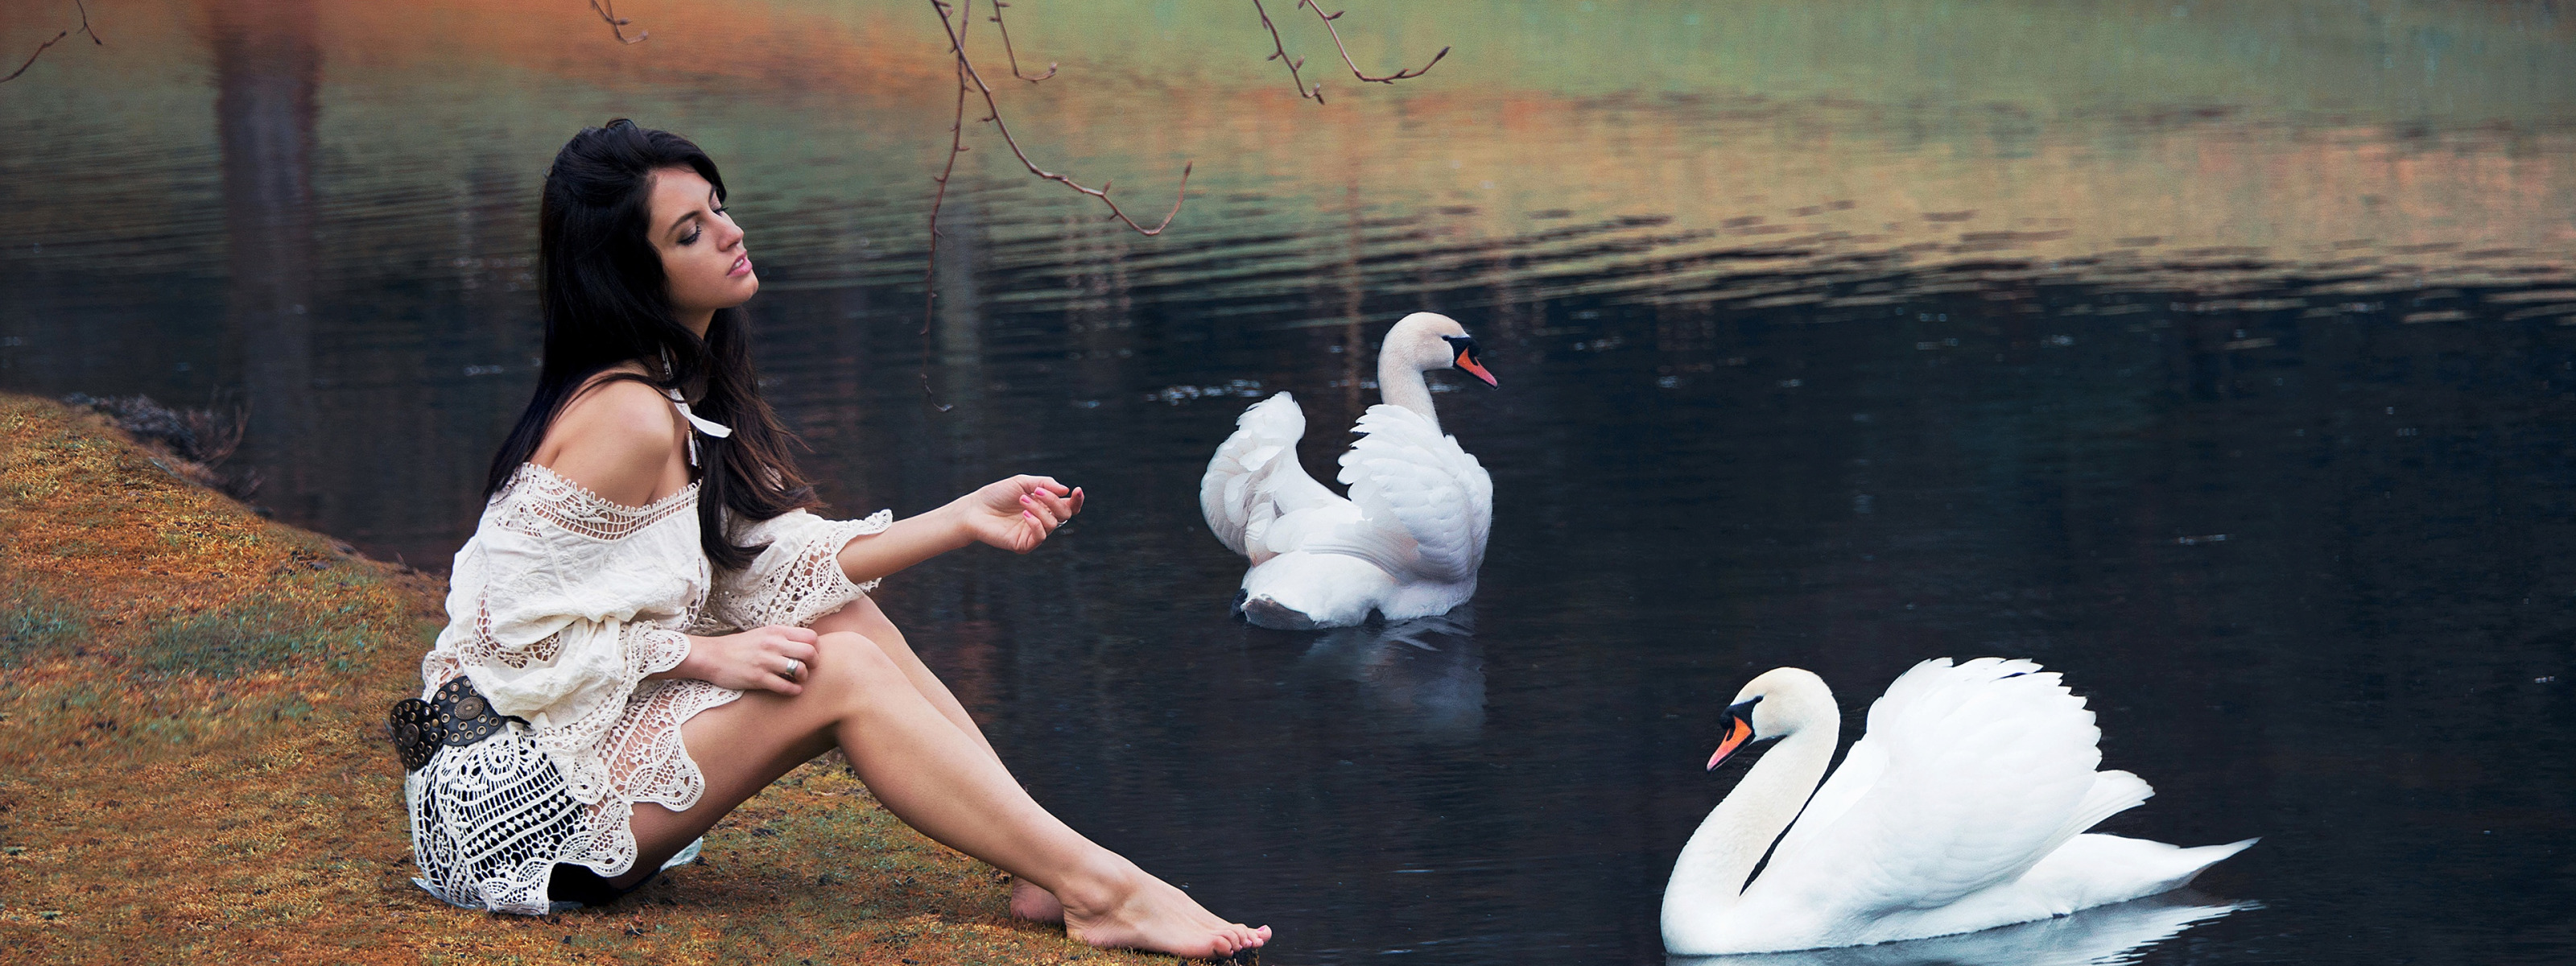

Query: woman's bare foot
1059,865,1270,960
1010,877,1064,923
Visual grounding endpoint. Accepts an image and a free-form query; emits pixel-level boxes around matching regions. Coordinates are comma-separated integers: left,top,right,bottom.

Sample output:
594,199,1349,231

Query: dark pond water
5,1,2575,962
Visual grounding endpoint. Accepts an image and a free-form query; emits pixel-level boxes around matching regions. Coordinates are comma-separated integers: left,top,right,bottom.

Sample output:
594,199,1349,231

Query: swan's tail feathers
1315,404,1494,585
1201,393,1337,560
2172,838,2260,890
2029,834,2258,910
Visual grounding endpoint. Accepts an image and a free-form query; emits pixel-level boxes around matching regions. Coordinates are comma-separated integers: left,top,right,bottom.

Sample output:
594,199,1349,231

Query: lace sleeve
698,509,895,632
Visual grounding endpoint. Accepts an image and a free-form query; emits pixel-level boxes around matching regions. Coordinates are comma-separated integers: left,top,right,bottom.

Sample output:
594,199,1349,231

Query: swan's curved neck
1661,712,1839,946
1377,351,1440,428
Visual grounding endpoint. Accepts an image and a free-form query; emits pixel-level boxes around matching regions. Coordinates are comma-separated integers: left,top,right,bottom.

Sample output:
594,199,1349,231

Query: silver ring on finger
783,658,803,680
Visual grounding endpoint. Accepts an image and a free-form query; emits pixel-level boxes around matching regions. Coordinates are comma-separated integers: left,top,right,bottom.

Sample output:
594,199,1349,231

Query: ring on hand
783,658,803,680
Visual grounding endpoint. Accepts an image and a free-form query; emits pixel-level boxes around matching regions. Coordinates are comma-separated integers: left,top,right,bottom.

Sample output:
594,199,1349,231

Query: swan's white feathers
1200,393,1339,564
1666,658,2253,954
1202,313,1495,628
1753,658,2116,919
1310,404,1493,585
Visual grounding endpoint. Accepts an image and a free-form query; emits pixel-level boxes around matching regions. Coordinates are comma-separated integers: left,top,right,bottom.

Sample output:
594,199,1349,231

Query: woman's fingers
766,654,805,696
1020,491,1071,526
1023,486,1080,524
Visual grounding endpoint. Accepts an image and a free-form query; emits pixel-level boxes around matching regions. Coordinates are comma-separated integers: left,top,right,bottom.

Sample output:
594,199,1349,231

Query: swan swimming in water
1200,312,1496,630
1662,658,2256,956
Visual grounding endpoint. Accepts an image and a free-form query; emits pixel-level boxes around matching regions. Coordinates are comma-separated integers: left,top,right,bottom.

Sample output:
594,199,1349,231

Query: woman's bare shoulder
536,375,684,507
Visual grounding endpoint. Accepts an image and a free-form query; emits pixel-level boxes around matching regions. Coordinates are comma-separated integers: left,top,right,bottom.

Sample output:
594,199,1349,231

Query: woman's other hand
954,475,1084,554
664,625,820,695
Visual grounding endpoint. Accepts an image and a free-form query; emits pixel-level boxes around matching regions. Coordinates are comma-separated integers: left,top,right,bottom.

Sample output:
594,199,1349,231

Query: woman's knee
805,630,906,702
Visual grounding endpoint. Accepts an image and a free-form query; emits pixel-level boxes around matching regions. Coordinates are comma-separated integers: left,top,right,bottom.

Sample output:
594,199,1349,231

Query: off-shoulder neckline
510,461,700,516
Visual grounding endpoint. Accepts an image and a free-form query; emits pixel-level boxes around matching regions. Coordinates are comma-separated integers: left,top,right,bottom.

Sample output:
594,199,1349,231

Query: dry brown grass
0,393,1186,965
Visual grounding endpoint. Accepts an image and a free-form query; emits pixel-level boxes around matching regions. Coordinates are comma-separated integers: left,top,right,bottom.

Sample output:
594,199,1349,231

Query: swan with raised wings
1201,312,1496,630
1663,658,2256,956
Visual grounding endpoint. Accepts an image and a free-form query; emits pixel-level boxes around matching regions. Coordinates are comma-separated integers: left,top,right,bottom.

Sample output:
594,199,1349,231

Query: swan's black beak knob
1707,696,1762,771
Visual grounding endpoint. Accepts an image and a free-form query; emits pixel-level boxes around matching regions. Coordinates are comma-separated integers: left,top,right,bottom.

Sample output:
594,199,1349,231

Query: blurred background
2,1,2572,962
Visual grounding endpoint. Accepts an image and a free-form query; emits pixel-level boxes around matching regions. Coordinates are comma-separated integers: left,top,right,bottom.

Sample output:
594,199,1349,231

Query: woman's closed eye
679,208,729,246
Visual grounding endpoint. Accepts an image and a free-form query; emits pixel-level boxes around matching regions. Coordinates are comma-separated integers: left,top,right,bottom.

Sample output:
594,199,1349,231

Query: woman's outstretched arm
833,475,1085,584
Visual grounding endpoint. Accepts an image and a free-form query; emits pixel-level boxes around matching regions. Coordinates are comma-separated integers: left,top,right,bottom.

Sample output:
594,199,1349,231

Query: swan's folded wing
1311,404,1493,585
1201,393,1339,561
1754,658,2115,918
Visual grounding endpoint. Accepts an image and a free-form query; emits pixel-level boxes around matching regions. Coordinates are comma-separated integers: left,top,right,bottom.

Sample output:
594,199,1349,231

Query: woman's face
646,166,756,328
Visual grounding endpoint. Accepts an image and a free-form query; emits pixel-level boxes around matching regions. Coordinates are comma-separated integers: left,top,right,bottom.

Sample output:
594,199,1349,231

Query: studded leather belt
391,676,526,771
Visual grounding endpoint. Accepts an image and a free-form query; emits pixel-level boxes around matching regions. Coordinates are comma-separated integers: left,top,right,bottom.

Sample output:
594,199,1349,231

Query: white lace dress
405,461,891,914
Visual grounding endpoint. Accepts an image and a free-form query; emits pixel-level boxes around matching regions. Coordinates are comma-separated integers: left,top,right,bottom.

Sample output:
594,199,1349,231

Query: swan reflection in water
1293,608,1484,742
1668,892,2252,966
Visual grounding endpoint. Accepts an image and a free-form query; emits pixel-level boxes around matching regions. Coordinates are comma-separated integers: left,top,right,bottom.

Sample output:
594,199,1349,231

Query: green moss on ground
0,393,1191,965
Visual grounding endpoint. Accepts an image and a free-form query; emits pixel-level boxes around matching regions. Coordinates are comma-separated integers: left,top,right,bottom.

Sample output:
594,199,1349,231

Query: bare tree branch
72,1,104,47
4,0,104,85
987,1,1056,82
1248,0,1324,103
919,0,1194,406
2,32,70,85
1298,0,1446,84
932,1,1191,237
1248,0,1445,101
589,0,648,44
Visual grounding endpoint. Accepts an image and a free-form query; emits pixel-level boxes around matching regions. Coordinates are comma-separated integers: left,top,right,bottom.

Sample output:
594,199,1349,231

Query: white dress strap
664,389,734,467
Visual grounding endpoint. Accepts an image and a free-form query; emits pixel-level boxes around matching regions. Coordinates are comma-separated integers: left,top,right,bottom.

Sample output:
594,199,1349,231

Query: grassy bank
0,393,1179,964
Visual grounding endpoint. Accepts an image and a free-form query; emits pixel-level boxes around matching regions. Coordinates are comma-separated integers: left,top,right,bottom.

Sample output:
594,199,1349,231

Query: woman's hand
952,475,1084,554
662,625,820,696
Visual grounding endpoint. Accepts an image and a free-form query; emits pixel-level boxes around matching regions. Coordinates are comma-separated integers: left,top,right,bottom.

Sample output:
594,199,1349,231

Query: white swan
1662,658,2256,956
1200,312,1496,630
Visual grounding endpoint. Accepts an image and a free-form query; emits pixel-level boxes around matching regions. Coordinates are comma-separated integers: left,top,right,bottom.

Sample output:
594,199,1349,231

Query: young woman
397,120,1269,960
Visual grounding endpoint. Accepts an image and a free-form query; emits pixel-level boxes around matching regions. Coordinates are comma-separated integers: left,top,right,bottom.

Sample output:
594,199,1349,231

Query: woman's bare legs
803,599,1065,923
617,629,1268,959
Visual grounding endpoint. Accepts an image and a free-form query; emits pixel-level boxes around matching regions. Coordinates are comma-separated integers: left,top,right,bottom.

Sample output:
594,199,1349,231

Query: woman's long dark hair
484,119,817,570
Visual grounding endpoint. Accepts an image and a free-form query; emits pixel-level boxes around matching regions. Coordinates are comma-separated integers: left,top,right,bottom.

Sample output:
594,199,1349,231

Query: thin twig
72,0,103,46
3,0,103,85
987,1,1056,82
589,0,648,44
1299,0,1445,84
1247,0,1323,102
1,32,69,85
932,3,1192,236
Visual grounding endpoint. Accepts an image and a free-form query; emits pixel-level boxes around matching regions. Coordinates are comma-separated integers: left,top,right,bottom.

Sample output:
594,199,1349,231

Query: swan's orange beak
1707,715,1754,770
1707,696,1764,770
1456,351,1498,386
1443,334,1500,386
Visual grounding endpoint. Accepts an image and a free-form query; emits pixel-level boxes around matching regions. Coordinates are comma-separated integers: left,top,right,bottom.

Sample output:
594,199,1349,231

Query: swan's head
1707,667,1831,770
1385,312,1499,387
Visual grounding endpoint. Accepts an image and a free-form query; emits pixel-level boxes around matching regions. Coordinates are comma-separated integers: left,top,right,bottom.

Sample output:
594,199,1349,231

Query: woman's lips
729,254,752,278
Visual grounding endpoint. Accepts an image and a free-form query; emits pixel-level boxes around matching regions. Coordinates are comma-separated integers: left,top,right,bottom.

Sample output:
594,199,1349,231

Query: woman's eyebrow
667,208,703,235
